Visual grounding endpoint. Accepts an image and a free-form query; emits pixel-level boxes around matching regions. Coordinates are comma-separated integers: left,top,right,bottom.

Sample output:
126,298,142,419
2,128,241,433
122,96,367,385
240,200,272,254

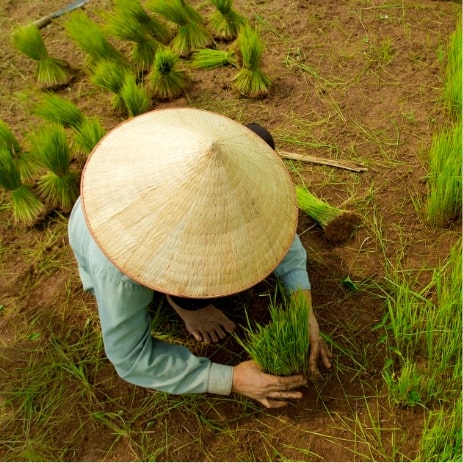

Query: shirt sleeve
273,234,311,293
68,199,233,396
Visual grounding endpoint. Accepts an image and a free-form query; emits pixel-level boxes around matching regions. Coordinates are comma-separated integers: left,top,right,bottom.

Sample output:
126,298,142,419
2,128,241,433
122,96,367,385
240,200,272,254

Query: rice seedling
0,146,44,223
232,25,271,98
0,119,40,181
111,0,170,44
104,2,164,71
208,0,246,40
444,21,462,119
417,394,462,462
426,123,462,227
64,11,123,68
296,184,362,243
32,93,85,129
234,290,310,376
148,0,211,56
379,238,462,407
73,117,106,154
190,48,237,69
90,59,130,113
147,48,187,100
28,124,80,211
10,24,70,86
120,73,150,117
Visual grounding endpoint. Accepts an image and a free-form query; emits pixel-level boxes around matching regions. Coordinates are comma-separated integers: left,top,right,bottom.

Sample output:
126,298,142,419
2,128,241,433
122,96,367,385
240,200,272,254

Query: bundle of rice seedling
296,184,362,243
147,48,187,100
64,11,122,67
444,22,462,119
208,0,246,40
190,48,237,69
11,24,70,86
29,124,80,211
148,0,210,55
232,25,271,98
111,0,171,43
235,292,310,376
0,120,40,181
32,93,85,129
104,3,164,70
73,117,106,154
426,123,462,227
90,60,130,113
120,73,150,117
0,146,44,223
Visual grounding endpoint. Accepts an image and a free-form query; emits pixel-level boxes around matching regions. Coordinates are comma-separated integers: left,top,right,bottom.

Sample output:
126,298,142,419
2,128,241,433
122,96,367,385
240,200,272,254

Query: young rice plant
235,290,310,376
73,117,106,155
190,48,237,69
147,48,187,100
104,3,164,71
0,119,40,181
29,124,80,211
426,123,462,227
64,11,123,68
148,0,210,56
232,25,271,98
11,24,70,86
296,184,362,243
0,146,44,223
444,21,462,119
120,73,150,117
208,0,246,41
32,93,85,129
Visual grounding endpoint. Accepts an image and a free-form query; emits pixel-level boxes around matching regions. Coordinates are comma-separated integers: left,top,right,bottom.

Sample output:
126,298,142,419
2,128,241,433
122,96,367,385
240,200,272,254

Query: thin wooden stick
278,150,367,173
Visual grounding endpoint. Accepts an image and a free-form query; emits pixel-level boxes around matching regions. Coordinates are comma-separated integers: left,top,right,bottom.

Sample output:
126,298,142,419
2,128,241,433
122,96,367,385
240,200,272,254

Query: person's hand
308,308,332,373
232,360,307,408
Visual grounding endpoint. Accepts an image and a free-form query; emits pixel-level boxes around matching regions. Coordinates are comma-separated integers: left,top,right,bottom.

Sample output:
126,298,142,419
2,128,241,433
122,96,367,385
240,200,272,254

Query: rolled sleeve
273,234,311,292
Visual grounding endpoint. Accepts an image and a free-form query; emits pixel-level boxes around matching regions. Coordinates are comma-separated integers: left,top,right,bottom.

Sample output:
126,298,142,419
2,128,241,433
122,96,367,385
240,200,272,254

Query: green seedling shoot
208,0,246,40
235,291,310,376
148,0,210,56
29,124,80,211
11,24,71,86
147,48,187,100
190,48,237,69
232,25,271,98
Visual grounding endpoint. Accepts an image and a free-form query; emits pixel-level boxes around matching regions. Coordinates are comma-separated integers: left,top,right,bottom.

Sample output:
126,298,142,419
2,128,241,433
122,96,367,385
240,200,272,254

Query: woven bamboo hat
81,108,298,298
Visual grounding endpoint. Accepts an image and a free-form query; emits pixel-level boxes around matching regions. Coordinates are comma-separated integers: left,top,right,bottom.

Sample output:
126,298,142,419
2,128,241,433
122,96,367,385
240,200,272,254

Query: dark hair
245,122,276,150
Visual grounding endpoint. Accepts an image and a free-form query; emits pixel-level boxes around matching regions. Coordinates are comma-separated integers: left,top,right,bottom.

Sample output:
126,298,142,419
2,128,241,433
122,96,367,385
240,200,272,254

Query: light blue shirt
68,197,310,396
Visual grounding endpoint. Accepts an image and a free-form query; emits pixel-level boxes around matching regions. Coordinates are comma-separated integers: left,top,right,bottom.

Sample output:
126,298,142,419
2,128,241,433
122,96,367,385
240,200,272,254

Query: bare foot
166,295,237,343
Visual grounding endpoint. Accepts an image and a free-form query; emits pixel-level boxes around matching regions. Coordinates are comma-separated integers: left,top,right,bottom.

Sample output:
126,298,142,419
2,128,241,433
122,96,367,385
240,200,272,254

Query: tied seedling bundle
64,11,123,68
29,124,80,211
296,184,361,243
0,121,44,223
148,48,187,100
31,94,106,154
190,48,237,69
148,0,210,56
104,0,168,70
233,25,271,98
0,120,40,181
235,292,310,376
11,24,70,86
208,0,246,41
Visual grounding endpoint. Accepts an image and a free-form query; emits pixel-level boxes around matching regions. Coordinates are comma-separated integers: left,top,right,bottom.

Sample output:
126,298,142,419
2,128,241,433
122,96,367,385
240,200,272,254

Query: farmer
68,108,331,409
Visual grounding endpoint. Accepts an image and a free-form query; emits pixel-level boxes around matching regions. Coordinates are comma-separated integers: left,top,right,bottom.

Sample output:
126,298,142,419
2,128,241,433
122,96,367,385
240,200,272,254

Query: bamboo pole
278,150,367,173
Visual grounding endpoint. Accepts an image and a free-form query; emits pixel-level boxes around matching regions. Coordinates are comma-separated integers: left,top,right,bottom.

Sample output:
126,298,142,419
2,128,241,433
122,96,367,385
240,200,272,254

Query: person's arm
90,264,234,395
273,235,332,372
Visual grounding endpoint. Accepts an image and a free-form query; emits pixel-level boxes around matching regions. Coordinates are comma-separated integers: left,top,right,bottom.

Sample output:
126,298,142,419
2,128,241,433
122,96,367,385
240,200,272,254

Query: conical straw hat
81,108,298,298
